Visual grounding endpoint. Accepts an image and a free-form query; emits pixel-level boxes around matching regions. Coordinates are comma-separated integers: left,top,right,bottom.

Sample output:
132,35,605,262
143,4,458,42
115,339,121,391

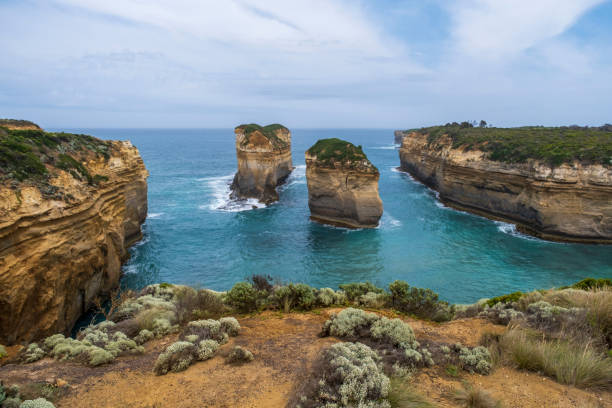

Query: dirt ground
0,310,610,407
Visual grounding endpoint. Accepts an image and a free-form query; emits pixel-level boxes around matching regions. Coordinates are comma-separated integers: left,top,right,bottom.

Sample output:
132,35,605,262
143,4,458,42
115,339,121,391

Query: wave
494,221,542,241
147,212,164,219
280,165,306,189
202,174,267,212
379,213,402,229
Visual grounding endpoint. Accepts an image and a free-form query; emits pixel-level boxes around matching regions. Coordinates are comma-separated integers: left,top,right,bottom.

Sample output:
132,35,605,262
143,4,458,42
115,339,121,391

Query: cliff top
0,119,41,130
306,138,378,173
0,124,113,199
403,124,612,167
235,123,290,150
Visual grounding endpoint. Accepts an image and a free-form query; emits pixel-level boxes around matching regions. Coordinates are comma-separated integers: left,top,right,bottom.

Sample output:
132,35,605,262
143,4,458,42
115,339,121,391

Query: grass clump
409,124,612,166
306,138,378,172
570,278,612,291
453,383,502,408
0,345,6,359
494,328,612,389
226,346,254,364
388,377,436,408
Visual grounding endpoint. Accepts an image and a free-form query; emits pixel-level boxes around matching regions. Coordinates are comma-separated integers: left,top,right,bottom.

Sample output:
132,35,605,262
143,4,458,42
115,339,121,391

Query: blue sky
0,0,611,128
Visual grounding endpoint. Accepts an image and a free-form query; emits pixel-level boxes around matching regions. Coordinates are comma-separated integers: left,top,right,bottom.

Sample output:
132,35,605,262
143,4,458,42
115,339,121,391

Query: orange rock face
0,140,148,344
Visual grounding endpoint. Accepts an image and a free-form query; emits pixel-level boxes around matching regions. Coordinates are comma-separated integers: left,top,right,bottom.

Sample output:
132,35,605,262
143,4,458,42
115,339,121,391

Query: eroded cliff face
0,138,148,344
398,131,612,243
394,130,405,145
230,125,293,204
306,140,382,229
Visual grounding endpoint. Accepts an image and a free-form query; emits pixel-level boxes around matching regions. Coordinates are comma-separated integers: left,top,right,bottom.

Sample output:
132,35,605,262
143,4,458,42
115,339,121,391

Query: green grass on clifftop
307,138,377,171
406,124,612,167
235,123,289,149
0,124,112,197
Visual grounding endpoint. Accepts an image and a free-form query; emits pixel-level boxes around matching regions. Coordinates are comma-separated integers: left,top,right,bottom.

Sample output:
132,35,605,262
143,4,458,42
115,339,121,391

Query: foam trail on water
202,174,267,212
379,213,402,229
147,212,164,219
370,144,398,150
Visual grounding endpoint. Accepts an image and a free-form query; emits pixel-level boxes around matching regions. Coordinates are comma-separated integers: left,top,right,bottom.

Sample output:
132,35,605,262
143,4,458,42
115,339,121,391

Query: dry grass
388,377,437,408
453,383,502,408
497,328,612,390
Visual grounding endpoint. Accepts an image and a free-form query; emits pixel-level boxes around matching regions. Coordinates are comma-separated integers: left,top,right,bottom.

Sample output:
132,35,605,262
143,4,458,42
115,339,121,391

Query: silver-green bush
226,346,254,364
196,339,219,361
458,345,492,375
154,341,197,375
19,398,55,408
22,343,45,363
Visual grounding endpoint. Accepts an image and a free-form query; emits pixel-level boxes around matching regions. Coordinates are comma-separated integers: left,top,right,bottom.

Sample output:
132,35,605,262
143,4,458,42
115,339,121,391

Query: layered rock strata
398,130,612,243
0,124,148,344
230,124,293,204
306,138,383,228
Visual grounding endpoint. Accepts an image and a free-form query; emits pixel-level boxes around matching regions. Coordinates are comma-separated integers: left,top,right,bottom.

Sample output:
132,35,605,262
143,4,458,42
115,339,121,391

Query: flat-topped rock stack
230,124,293,204
305,138,383,228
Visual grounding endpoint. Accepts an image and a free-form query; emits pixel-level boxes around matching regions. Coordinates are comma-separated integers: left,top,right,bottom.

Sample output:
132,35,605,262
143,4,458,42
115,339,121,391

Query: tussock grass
498,328,612,390
388,377,437,408
453,383,502,408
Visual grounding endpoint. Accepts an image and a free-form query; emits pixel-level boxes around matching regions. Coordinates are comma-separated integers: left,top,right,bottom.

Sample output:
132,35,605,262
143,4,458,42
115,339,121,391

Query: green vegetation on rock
0,125,112,195
307,138,378,171
406,124,612,166
235,123,289,149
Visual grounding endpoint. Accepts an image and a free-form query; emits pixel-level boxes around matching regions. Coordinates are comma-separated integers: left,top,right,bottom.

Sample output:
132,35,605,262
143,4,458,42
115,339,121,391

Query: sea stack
230,124,293,204
306,138,383,228
0,120,148,344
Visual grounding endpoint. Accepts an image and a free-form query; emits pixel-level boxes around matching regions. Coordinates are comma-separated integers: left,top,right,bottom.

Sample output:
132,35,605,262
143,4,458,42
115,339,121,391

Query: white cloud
448,0,605,59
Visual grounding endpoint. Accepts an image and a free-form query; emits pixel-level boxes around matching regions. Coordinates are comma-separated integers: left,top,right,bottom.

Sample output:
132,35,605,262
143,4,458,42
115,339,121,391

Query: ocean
61,128,612,304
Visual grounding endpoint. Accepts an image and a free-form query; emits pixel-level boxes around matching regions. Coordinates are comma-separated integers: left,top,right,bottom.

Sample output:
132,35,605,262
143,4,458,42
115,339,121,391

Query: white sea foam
147,212,164,219
202,174,267,212
281,164,306,189
370,144,398,150
379,213,402,229
123,264,139,274
494,221,540,241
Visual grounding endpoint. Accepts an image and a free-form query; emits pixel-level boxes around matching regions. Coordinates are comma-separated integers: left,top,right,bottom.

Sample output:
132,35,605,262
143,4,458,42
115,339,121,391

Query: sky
0,0,611,128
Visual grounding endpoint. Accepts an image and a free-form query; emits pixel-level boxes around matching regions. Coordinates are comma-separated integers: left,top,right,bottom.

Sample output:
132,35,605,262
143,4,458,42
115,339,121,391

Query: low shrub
322,307,380,338
174,287,226,323
154,341,197,375
388,377,436,408
225,282,260,313
2,397,21,408
296,342,390,408
453,383,502,408
219,317,240,337
271,284,316,312
339,282,384,301
133,329,154,345
19,399,56,408
457,346,492,375
479,303,524,325
316,287,346,306
226,346,254,364
571,278,612,291
0,345,6,358
389,281,453,321
358,292,388,308
485,291,523,308
196,339,219,361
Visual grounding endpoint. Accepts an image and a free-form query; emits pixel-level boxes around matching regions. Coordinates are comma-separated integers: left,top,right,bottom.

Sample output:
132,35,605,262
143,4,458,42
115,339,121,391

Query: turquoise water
65,129,612,304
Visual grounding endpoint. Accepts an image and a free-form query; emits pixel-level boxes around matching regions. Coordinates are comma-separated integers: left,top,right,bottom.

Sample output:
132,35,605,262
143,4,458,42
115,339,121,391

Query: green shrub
306,138,377,172
235,124,289,149
133,329,154,345
271,284,316,312
3,397,21,408
225,282,260,313
571,278,612,291
316,288,346,306
226,346,254,364
297,342,390,408
389,281,452,321
485,291,523,307
370,317,418,350
321,308,380,338
339,282,384,301
154,341,197,375
0,345,6,358
19,398,56,408
219,317,240,337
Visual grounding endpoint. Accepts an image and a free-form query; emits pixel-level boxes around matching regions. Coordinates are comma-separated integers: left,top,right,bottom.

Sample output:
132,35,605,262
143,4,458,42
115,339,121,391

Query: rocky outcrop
230,124,293,204
0,126,148,344
394,130,405,145
398,130,612,243
306,138,383,228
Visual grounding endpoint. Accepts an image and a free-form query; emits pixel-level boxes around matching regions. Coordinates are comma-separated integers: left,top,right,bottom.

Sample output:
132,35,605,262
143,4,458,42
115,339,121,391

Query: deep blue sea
61,129,612,304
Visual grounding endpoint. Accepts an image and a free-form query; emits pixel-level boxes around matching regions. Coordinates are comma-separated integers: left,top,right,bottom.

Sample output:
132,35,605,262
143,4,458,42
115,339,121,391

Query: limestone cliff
394,130,405,145
230,124,293,204
398,130,612,243
0,124,148,344
306,138,383,228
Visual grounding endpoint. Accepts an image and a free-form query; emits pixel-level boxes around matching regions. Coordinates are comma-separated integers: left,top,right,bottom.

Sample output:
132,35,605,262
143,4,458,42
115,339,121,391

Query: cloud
447,0,606,59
